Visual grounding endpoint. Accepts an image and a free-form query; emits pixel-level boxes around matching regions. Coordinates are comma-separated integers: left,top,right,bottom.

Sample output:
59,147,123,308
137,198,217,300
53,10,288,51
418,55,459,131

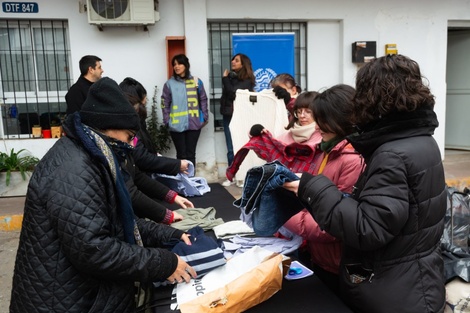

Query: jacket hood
347,106,439,159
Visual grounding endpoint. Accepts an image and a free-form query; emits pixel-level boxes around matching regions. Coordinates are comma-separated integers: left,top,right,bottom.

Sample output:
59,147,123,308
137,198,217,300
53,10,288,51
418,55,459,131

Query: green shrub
0,148,39,186
146,86,172,153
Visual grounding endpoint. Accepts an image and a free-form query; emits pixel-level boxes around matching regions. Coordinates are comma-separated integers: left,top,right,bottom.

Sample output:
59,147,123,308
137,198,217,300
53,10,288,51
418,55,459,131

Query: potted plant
0,148,39,188
31,124,42,138
147,86,172,153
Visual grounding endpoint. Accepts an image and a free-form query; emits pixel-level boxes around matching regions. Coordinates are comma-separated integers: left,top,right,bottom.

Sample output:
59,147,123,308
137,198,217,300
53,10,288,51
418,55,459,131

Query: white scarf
290,122,316,143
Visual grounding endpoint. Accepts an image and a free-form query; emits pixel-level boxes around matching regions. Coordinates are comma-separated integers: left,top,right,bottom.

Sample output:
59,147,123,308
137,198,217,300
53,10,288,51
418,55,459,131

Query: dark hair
232,53,256,86
312,84,356,137
285,91,318,130
172,54,191,79
119,77,147,102
79,55,102,76
353,54,435,127
271,73,301,93
135,103,147,121
119,77,148,120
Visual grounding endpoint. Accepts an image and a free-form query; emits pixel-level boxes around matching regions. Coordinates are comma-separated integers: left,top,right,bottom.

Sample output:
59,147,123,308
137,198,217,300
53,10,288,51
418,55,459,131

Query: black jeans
170,129,201,166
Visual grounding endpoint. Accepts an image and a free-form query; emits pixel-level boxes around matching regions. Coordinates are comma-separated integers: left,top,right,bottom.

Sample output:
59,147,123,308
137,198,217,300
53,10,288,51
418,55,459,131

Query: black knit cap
80,77,140,131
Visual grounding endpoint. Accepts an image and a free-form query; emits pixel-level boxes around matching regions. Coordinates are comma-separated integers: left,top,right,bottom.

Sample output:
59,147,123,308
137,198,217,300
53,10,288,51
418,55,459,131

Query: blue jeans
222,115,234,165
233,161,304,236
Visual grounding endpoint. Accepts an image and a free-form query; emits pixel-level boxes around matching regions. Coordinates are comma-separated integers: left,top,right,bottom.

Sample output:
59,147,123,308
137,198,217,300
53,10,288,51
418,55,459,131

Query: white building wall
1,0,470,180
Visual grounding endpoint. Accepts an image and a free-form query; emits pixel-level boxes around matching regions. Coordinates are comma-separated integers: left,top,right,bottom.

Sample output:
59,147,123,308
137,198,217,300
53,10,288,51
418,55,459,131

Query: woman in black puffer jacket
10,78,196,313
284,55,446,313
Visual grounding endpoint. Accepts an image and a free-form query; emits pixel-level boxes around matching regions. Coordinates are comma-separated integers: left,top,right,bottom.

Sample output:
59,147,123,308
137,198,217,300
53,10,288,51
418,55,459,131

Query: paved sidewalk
0,231,19,313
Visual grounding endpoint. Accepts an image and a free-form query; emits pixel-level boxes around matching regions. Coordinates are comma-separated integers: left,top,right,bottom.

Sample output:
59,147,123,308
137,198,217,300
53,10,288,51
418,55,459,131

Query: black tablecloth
247,274,351,312
162,183,353,312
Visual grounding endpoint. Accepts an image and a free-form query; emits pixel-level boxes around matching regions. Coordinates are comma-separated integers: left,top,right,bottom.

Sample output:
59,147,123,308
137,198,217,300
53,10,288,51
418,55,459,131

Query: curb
0,215,23,232
1,179,469,232
446,178,470,191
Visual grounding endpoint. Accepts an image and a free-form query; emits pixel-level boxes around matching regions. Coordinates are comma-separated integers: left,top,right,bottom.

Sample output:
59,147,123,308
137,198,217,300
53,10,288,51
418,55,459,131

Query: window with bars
0,19,72,138
207,21,306,129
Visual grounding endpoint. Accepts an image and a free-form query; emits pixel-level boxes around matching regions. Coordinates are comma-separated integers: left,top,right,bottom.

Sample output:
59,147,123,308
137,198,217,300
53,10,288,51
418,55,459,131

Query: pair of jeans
233,161,304,236
222,115,234,165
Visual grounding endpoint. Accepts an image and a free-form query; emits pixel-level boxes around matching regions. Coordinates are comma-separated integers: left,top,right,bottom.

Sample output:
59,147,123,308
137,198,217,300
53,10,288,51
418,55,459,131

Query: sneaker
236,180,244,188
221,179,234,187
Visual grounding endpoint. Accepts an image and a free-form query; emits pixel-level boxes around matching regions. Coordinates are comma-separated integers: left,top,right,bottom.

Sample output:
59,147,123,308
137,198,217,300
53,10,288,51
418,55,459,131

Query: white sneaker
236,180,244,188
222,179,234,187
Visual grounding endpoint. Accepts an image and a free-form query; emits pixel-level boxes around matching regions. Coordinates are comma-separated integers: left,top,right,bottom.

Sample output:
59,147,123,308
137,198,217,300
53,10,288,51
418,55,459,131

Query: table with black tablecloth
161,183,353,313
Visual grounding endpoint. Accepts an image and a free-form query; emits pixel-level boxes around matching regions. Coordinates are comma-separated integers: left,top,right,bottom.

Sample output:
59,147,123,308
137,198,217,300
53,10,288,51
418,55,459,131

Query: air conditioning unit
87,0,159,26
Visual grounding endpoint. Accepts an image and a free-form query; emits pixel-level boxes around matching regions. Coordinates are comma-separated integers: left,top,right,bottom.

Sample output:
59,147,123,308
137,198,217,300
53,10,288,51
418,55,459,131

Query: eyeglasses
293,109,313,119
127,130,136,143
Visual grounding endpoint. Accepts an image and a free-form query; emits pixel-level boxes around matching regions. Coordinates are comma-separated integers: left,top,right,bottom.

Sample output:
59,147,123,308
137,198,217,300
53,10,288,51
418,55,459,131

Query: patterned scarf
73,113,142,246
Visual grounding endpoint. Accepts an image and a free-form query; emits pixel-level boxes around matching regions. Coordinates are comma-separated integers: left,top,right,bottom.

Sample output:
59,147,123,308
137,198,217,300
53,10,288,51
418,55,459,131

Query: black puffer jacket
298,107,446,313
10,116,182,313
133,119,181,176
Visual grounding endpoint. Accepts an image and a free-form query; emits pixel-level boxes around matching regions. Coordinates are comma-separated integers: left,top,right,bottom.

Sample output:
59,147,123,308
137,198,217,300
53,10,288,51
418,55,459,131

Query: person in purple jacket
161,54,209,168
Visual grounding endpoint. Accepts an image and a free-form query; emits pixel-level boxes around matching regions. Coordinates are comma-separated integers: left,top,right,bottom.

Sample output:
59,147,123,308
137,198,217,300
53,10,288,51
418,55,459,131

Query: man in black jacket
65,55,103,115
10,77,196,313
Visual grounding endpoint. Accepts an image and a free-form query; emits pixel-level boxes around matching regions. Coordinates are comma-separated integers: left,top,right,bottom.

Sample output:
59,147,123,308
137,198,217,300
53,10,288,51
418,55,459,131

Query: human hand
249,124,266,137
173,211,184,222
180,233,192,245
174,195,194,209
223,69,229,77
283,180,300,196
180,160,189,174
273,86,291,105
167,255,197,284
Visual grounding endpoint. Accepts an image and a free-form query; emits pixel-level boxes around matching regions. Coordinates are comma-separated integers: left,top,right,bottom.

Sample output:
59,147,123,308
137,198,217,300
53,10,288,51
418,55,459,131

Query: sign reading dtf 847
2,2,39,13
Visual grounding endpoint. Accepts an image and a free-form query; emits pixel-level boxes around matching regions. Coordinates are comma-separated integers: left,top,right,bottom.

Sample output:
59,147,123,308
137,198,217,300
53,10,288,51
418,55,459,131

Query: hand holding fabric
273,86,291,105
249,124,266,137
180,160,190,174
283,180,300,196
173,211,184,222
180,233,192,245
167,255,197,284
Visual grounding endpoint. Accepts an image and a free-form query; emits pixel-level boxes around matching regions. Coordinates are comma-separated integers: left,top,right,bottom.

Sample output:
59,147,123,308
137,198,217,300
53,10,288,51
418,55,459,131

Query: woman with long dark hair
220,53,255,186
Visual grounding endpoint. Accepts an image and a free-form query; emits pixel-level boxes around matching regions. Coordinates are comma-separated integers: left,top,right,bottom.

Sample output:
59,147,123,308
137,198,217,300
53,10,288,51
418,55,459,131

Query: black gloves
273,86,291,105
250,124,265,137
